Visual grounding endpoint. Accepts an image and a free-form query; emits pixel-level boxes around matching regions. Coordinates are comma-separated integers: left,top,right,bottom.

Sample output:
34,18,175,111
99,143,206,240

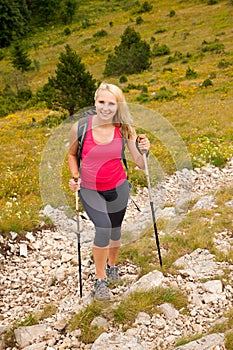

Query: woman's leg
79,181,129,277
79,188,111,279
108,238,121,267
105,180,130,267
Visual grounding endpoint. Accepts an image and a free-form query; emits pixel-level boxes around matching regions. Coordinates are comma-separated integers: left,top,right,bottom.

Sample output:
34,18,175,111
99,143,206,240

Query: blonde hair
94,82,134,139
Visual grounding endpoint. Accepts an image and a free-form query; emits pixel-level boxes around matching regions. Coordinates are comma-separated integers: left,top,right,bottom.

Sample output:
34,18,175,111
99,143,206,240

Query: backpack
76,107,128,171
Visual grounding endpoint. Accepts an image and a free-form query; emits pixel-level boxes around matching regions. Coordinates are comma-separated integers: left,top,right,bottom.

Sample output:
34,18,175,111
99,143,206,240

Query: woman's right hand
69,178,81,191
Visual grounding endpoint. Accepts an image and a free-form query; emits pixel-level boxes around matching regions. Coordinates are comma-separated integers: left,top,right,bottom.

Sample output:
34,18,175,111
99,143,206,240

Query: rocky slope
0,159,232,350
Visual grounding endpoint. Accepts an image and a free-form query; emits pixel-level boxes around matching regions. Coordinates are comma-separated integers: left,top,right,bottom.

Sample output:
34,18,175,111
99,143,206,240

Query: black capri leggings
79,180,130,247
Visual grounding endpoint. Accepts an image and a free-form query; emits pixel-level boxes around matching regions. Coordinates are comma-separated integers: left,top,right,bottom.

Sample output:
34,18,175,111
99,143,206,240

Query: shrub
201,40,225,53
136,16,144,25
93,29,108,39
162,67,173,73
119,75,128,83
127,83,143,90
0,96,20,117
136,93,149,103
166,51,183,64
82,18,91,28
138,1,153,13
218,59,231,69
151,87,184,102
201,78,213,88
152,44,170,56
152,86,174,101
169,10,176,17
39,113,67,128
63,27,71,35
17,88,33,101
155,28,167,34
185,66,198,79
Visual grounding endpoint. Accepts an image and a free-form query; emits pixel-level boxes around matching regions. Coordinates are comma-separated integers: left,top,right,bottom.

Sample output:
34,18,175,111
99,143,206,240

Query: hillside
0,0,233,233
0,1,233,349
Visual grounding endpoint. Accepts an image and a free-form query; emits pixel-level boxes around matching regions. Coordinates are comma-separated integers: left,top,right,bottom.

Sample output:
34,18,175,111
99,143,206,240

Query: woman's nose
102,103,109,110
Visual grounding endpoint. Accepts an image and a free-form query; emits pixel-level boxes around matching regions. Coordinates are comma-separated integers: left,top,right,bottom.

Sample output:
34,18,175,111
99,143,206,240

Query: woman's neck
92,114,114,129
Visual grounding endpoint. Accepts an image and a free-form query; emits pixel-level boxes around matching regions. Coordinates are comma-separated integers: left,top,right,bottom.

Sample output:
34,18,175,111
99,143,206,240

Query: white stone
158,303,179,320
125,269,164,295
202,280,223,294
134,312,151,325
91,333,144,350
90,316,108,330
174,333,225,349
19,243,28,257
14,325,47,348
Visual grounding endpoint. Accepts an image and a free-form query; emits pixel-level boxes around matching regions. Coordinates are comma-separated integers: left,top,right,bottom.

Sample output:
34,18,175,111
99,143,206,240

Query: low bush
93,29,108,39
152,44,170,57
201,39,225,53
185,66,198,79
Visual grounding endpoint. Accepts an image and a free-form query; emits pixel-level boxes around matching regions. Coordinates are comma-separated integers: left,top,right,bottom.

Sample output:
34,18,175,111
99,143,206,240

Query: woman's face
95,90,118,122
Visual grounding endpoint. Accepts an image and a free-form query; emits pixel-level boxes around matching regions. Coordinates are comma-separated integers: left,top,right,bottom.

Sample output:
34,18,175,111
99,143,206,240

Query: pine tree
29,0,62,24
10,42,32,72
104,26,151,76
42,45,96,115
0,0,30,48
60,0,78,24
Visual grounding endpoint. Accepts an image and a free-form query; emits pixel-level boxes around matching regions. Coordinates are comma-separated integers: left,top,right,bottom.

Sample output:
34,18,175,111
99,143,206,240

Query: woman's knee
94,227,111,247
111,227,121,241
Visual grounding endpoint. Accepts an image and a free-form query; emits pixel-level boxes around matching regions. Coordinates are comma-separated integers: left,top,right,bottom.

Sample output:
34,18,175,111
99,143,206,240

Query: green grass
66,287,188,343
113,287,188,325
175,333,203,347
67,301,107,343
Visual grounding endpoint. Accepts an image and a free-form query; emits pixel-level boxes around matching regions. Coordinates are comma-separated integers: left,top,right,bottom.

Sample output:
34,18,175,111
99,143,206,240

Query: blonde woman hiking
68,82,150,300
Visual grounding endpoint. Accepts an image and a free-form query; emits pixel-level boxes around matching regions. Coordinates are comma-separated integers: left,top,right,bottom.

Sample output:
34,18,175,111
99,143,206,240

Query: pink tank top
80,115,127,191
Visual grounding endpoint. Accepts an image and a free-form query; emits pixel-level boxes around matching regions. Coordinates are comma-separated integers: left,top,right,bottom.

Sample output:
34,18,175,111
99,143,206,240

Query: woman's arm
68,121,80,190
127,129,150,169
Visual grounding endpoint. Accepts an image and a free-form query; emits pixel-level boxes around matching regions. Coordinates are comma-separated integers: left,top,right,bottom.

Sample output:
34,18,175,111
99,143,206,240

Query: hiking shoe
106,265,119,282
93,279,110,301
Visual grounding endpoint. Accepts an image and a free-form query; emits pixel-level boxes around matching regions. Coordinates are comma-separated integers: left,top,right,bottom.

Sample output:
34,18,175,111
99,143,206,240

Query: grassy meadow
0,0,233,233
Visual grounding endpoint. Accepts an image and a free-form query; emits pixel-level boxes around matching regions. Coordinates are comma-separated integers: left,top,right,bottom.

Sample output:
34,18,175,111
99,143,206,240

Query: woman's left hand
137,134,150,154
69,178,81,191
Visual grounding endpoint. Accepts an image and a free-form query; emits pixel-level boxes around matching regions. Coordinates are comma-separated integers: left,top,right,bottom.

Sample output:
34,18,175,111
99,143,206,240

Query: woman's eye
98,101,116,107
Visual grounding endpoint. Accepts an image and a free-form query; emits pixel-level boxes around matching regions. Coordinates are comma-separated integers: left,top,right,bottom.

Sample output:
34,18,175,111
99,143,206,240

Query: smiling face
95,89,118,123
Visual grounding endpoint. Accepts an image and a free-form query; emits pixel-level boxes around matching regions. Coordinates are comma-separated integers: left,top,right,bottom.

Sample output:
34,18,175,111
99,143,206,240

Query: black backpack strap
77,116,88,170
76,106,97,169
121,137,128,171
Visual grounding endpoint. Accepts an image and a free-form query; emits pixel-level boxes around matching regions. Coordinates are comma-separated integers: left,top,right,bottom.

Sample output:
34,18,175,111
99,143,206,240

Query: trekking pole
75,186,83,298
143,152,163,267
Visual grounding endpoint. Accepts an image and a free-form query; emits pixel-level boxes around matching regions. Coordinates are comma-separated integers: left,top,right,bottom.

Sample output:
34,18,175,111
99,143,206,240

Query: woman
68,82,150,300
